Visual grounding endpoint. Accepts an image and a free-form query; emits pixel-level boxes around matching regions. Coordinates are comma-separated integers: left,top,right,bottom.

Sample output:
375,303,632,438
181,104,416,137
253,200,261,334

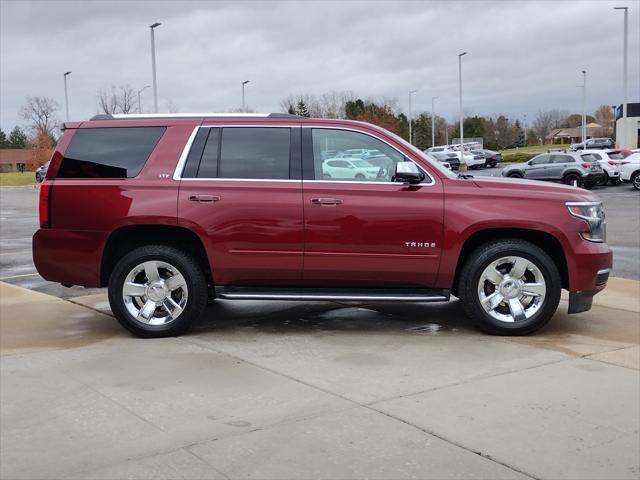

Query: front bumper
566,239,612,314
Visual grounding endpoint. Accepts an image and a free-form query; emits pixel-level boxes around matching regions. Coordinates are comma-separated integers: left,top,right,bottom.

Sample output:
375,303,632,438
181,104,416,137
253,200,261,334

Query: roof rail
89,112,302,121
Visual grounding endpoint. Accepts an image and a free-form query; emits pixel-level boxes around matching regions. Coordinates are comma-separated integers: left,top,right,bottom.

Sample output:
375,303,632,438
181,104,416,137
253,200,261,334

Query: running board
215,286,450,302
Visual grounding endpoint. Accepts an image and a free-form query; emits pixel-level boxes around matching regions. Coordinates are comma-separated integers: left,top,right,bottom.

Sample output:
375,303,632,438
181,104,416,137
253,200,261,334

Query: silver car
501,151,604,189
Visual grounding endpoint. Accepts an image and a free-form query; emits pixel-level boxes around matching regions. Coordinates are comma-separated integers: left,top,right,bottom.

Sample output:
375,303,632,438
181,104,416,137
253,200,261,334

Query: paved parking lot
1,173,639,480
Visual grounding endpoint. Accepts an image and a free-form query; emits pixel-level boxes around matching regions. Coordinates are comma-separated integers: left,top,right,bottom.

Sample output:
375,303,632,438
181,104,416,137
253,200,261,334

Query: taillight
621,161,630,165
581,162,591,168
608,161,619,166
39,180,52,227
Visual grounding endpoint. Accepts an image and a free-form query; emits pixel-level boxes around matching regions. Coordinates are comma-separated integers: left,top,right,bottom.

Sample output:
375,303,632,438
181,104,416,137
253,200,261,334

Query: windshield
385,130,457,179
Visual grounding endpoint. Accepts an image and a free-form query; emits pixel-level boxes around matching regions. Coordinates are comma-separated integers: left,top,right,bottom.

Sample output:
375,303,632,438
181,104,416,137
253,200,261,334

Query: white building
615,103,640,149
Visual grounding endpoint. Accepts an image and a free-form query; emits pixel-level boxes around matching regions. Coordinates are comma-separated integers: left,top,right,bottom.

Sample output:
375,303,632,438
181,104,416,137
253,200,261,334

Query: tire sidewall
108,246,207,337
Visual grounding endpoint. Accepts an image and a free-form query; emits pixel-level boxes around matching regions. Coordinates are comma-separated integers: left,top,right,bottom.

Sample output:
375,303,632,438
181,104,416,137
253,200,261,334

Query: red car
33,113,612,337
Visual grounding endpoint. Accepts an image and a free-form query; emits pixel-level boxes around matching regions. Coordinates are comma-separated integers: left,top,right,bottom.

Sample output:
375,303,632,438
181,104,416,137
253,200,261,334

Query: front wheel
457,239,561,335
508,172,523,178
632,172,640,190
108,245,208,338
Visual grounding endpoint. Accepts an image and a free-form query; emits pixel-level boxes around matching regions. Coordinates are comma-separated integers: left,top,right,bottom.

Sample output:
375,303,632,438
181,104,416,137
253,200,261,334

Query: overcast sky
1,0,639,131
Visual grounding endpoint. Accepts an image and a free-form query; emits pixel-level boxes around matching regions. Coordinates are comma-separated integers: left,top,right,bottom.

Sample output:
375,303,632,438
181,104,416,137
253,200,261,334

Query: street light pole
63,71,71,121
581,70,587,144
137,85,150,113
458,52,467,169
431,96,438,147
150,22,161,113
524,113,527,145
242,80,250,112
614,7,628,120
408,90,417,145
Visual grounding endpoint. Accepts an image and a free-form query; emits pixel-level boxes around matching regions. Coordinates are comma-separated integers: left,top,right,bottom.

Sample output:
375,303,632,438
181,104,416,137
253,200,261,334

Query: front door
177,125,303,285
524,154,550,179
302,127,444,288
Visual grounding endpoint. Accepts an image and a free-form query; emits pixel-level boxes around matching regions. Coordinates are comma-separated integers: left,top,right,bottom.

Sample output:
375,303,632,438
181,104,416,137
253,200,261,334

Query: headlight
566,201,606,242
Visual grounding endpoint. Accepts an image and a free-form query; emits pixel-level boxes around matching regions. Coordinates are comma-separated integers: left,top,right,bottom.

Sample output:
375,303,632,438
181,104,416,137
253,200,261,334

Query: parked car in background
620,156,640,190
429,152,460,170
480,149,502,167
580,150,621,186
424,152,452,170
502,151,604,188
322,158,380,180
35,161,49,182
606,148,634,160
570,138,614,151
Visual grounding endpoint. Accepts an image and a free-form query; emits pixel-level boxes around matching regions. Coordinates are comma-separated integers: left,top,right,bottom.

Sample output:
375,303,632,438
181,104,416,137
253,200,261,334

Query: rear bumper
33,228,107,287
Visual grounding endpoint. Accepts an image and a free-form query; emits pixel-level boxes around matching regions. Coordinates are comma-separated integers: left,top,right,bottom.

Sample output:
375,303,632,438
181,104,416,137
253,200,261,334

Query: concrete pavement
1,280,638,479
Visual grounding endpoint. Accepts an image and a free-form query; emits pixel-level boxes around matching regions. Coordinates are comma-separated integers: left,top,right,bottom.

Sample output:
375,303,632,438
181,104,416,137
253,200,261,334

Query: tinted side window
219,128,290,180
59,127,165,178
196,128,220,178
530,155,549,165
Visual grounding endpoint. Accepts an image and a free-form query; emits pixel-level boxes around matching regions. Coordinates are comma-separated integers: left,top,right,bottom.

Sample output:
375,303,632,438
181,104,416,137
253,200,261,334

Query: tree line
5,91,616,155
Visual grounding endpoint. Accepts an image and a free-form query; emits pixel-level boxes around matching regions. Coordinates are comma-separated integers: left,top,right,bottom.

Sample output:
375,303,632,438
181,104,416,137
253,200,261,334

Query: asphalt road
0,173,638,300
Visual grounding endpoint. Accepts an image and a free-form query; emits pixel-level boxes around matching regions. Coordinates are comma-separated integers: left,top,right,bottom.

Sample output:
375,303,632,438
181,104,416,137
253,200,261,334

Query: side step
215,286,450,302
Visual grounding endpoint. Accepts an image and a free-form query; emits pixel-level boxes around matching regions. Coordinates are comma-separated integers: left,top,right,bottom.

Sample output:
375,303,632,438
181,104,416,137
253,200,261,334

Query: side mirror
393,161,423,184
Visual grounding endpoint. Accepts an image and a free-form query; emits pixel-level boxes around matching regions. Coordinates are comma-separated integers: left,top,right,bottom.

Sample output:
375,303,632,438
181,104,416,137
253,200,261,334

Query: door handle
311,198,343,206
189,195,220,203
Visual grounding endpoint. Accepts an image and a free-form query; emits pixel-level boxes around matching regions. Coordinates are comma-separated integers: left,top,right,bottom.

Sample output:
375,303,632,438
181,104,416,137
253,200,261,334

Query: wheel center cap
499,278,521,299
146,281,168,302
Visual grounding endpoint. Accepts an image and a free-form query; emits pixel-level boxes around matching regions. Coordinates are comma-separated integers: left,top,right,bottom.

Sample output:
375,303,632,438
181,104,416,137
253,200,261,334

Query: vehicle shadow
191,299,472,337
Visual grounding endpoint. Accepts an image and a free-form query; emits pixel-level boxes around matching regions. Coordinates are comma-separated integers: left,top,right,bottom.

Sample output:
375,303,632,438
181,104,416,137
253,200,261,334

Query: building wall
615,117,640,149
0,149,45,172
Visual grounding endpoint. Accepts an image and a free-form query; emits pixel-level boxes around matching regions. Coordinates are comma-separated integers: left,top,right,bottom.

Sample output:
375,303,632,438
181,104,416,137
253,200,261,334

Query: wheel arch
100,224,212,288
452,228,568,295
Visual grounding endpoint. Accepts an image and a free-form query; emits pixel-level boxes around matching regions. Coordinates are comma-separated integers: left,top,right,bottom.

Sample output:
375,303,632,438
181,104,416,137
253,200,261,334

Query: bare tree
97,85,138,114
594,104,614,128
19,96,60,136
165,100,179,113
532,110,558,144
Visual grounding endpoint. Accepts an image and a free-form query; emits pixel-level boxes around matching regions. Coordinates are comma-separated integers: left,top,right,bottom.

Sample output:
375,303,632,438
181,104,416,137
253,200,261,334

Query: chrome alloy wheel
122,260,188,325
477,256,546,323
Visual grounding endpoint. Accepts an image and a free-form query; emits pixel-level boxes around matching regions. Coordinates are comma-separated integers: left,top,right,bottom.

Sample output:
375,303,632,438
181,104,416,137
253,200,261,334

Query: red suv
33,113,612,337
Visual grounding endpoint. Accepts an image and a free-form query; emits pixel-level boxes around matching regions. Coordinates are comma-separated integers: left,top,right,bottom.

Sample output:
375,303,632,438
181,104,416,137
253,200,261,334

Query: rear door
177,124,304,285
548,154,574,180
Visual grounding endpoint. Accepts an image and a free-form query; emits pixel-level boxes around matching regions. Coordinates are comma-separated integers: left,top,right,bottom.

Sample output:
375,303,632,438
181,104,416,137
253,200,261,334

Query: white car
619,153,640,190
322,158,380,180
580,150,621,185
424,146,483,168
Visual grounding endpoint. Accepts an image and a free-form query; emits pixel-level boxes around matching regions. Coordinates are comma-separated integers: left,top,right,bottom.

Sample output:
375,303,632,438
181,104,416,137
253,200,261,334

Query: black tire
35,173,42,183
508,172,523,178
457,239,561,335
355,173,365,179
583,181,594,189
598,172,609,186
563,173,582,187
108,245,207,338
609,177,621,186
632,172,640,191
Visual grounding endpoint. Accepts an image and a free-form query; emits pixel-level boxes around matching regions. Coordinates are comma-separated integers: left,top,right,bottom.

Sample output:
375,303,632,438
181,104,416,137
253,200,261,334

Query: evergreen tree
287,104,296,115
296,100,310,117
344,99,365,119
8,126,28,148
0,129,7,147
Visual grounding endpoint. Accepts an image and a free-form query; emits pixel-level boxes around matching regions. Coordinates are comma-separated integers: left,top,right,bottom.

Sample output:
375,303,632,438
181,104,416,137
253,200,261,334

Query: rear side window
58,127,165,178
192,127,291,180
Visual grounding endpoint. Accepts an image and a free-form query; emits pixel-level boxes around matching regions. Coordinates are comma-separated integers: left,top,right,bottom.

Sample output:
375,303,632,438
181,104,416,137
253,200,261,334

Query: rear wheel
508,172,523,178
609,177,621,186
632,172,640,190
458,239,561,335
598,171,609,186
35,172,42,183
355,173,365,179
563,173,582,187
108,245,207,338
